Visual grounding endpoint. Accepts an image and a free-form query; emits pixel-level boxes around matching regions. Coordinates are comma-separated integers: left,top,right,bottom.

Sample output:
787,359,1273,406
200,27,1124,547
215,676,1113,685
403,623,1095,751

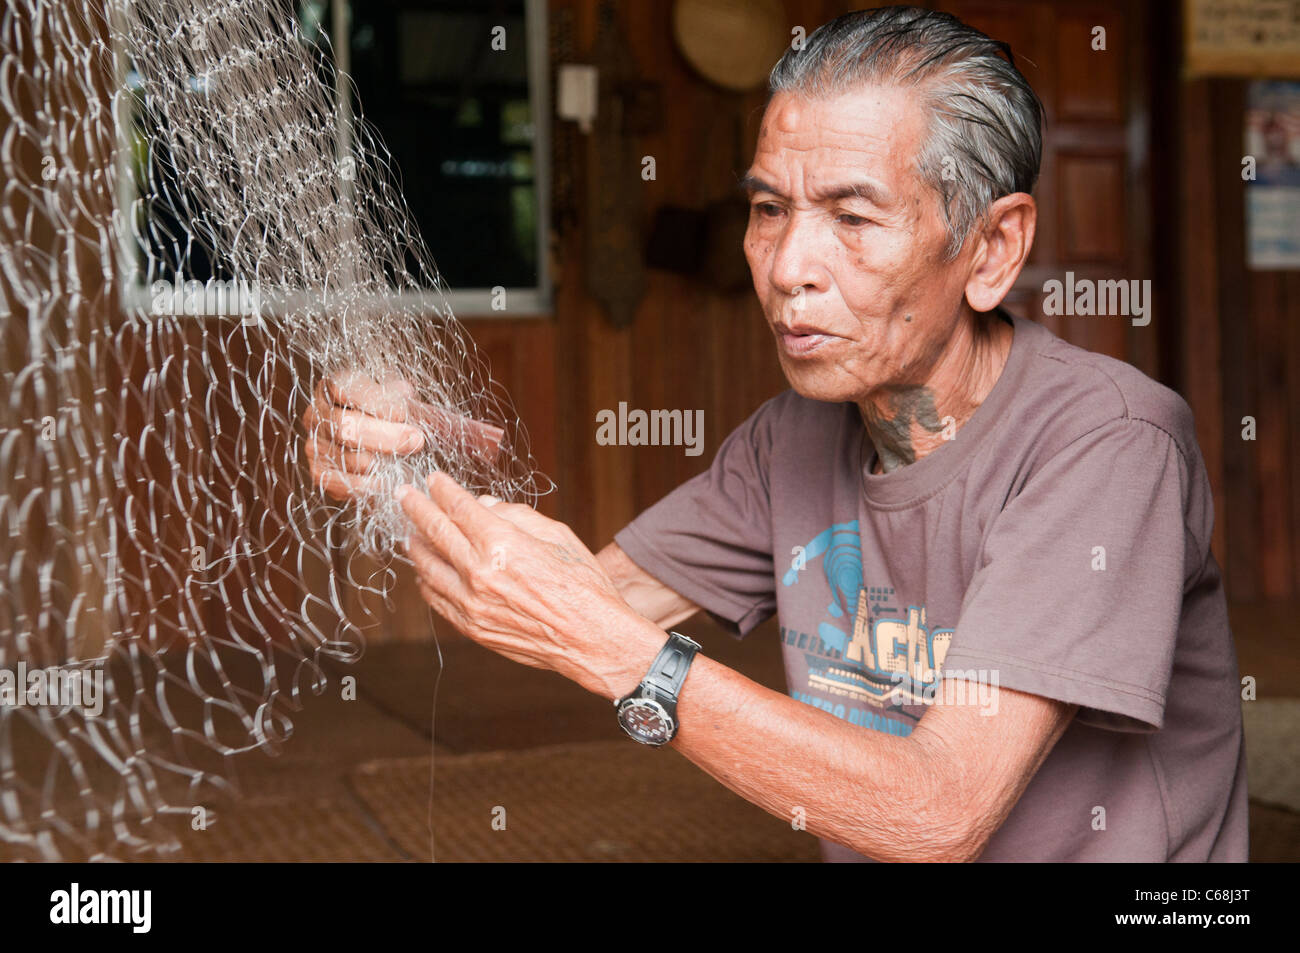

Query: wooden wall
1179,74,1300,602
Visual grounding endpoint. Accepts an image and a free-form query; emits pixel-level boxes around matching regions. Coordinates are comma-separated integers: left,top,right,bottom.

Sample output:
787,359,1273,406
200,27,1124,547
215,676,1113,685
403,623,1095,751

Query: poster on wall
1245,81,1300,270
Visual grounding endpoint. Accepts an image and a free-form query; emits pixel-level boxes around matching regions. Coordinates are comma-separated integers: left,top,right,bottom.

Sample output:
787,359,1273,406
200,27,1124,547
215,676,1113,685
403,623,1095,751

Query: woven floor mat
350,741,822,862
164,795,408,862
1243,699,1300,813
1249,801,1300,862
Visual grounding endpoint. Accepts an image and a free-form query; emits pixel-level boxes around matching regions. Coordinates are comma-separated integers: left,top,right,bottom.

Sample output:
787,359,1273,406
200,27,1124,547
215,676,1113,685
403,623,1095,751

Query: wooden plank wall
946,0,1158,380
1195,78,1300,602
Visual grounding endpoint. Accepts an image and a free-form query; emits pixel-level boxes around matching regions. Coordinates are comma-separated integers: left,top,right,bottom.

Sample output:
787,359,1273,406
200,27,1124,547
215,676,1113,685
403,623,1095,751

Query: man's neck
859,310,1013,474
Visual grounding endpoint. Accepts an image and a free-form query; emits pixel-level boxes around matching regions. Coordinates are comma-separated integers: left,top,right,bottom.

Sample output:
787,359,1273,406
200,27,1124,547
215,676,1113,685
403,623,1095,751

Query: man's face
743,86,973,404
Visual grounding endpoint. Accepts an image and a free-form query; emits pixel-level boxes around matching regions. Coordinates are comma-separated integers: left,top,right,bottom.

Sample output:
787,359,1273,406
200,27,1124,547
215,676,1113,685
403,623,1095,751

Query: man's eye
754,202,783,218
837,213,871,227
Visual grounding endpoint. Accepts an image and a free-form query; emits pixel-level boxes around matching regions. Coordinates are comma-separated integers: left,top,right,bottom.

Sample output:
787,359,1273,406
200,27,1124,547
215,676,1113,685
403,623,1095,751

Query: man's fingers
476,495,556,539
312,376,336,412
478,497,557,536
407,403,505,459
307,375,425,454
399,483,476,569
304,435,377,475
308,374,505,461
312,405,425,455
416,579,459,627
425,471,505,544
313,468,379,502
328,372,416,417
407,534,467,605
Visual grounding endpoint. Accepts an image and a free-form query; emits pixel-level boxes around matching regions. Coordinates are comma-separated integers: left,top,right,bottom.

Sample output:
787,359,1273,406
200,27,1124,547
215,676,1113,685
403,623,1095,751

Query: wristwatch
614,631,702,746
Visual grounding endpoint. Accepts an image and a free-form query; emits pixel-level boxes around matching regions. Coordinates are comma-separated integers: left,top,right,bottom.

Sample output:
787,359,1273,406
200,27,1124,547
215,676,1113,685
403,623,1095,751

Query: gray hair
768,6,1044,260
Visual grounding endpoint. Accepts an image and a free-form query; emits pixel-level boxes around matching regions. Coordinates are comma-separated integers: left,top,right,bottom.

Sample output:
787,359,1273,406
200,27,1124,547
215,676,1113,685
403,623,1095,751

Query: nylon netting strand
0,0,546,860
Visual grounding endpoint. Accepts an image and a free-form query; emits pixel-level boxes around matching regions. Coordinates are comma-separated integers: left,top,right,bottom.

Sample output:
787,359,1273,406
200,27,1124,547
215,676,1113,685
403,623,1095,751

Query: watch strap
639,631,700,706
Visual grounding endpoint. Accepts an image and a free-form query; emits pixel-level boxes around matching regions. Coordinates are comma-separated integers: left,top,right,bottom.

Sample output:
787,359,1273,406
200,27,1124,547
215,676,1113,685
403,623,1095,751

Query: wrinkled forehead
751,87,931,196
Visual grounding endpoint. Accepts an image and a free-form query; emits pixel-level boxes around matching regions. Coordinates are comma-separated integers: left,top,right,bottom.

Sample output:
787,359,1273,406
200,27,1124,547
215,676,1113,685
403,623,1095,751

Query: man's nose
768,213,828,297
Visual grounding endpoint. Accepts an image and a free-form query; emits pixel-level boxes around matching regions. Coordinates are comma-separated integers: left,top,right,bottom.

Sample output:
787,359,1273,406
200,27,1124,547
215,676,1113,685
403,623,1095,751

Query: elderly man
304,7,1247,862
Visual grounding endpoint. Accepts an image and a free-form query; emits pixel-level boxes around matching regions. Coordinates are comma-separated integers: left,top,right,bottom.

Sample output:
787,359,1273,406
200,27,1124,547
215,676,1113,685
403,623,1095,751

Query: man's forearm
590,611,980,863
672,654,974,861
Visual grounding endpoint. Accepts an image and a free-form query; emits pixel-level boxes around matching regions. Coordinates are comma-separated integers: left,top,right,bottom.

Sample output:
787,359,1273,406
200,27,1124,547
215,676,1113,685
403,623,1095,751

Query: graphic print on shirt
783,521,954,735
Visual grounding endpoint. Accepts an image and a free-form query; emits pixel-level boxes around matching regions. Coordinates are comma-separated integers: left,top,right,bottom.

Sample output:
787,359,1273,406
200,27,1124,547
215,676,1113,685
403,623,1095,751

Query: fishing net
0,0,544,860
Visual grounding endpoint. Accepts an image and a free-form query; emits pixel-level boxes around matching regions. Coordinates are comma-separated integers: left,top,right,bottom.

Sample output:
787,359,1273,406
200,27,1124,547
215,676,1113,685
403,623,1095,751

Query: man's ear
964,193,1036,312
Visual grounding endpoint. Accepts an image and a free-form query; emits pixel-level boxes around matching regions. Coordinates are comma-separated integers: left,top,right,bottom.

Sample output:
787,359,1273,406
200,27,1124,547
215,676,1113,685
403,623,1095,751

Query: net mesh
0,0,545,860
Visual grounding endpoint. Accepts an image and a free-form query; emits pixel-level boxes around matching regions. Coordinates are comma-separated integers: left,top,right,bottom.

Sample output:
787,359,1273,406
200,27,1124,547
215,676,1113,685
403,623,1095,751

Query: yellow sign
1185,0,1300,77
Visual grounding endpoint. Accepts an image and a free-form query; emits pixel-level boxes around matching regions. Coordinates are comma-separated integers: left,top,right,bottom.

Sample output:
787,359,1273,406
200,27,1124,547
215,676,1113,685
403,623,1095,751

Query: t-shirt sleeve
941,417,1200,732
613,396,784,638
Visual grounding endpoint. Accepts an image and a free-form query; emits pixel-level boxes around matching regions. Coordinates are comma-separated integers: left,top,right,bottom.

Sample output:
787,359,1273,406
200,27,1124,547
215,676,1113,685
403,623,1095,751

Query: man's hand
302,373,505,501
398,471,661,696
303,374,425,500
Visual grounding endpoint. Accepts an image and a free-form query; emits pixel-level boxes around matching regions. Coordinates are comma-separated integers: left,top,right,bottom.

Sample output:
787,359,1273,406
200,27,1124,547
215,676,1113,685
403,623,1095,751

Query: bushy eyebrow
739,174,777,196
739,173,893,209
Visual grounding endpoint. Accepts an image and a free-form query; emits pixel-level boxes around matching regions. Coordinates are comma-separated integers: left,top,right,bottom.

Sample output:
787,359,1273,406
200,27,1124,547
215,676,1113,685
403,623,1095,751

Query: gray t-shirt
615,311,1248,862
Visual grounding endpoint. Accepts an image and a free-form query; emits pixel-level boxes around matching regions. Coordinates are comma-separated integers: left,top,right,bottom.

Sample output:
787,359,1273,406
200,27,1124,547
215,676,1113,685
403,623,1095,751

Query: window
119,0,552,318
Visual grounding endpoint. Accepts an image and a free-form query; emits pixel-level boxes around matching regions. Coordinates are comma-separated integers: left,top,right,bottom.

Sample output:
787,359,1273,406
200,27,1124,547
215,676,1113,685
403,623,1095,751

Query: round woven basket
673,0,790,93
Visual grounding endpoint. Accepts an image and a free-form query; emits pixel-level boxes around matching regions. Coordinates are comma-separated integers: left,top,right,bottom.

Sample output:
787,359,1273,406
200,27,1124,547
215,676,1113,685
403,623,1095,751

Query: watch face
618,698,673,745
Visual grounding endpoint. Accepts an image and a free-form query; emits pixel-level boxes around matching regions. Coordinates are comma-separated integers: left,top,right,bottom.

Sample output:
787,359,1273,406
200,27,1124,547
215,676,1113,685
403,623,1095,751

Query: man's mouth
774,324,832,357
